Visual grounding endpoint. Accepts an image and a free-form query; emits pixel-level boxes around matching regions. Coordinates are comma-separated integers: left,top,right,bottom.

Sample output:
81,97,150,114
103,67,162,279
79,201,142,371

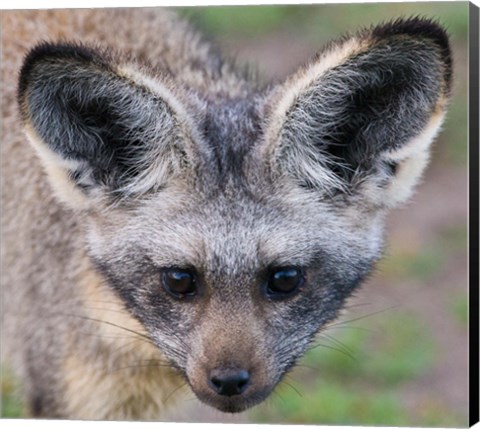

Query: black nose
208,368,250,397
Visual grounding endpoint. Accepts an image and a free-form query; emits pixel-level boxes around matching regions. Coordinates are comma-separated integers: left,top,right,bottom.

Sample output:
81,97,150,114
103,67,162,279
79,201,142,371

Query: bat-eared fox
1,8,452,420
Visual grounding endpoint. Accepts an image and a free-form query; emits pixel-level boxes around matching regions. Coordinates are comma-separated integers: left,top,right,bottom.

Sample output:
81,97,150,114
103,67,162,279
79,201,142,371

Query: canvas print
0,2,471,427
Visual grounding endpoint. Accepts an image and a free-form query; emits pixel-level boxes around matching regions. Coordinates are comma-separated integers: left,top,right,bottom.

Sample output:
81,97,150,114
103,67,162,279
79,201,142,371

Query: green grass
380,222,467,282
256,379,409,426
380,245,445,281
300,314,434,384
451,293,468,328
439,224,468,251
181,2,468,41
1,367,24,418
250,311,465,426
181,5,298,38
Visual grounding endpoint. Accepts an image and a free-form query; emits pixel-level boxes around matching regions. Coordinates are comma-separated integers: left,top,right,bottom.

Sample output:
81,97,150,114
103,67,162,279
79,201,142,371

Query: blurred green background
1,2,469,427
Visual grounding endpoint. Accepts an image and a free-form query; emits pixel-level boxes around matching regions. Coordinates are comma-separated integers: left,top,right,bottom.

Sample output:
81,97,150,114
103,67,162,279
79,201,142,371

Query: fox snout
187,361,271,413
185,308,275,412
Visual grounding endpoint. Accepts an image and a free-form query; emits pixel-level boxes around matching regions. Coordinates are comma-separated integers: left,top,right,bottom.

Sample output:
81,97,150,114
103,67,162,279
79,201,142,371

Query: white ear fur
381,108,447,207
24,123,93,210
263,37,366,161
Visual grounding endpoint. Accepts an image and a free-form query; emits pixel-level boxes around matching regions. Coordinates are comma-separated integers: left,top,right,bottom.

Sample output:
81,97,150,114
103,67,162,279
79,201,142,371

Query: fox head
18,18,451,413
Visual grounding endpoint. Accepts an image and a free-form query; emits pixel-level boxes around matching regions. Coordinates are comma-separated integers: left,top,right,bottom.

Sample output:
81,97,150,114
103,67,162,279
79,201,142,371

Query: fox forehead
88,184,382,277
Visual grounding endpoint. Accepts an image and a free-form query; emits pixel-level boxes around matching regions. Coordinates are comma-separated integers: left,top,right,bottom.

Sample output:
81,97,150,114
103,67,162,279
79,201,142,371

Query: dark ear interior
19,42,184,197
271,18,452,197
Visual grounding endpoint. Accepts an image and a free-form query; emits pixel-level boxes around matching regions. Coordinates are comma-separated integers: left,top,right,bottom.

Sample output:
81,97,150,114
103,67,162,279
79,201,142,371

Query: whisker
74,330,141,341
281,377,303,398
308,342,357,362
318,332,355,356
107,361,173,374
184,394,201,403
163,382,188,405
57,312,155,345
295,363,321,372
109,337,154,355
271,387,286,406
82,306,133,315
329,305,398,327
326,325,377,334
342,301,374,310
81,299,130,306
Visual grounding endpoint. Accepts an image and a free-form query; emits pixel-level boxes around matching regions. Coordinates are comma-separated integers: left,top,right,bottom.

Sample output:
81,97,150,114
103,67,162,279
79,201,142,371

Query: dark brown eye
266,267,304,298
162,268,197,298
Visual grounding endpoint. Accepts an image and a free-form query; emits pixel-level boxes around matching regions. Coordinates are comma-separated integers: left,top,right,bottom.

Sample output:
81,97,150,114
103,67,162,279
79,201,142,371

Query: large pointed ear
18,42,203,209
263,18,452,208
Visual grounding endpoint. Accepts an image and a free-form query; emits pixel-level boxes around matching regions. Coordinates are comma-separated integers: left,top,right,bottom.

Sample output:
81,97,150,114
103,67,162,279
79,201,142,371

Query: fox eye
266,267,304,298
162,268,197,298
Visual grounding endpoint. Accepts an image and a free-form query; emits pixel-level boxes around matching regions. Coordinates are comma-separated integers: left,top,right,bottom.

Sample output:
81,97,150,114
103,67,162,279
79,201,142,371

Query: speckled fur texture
1,8,452,420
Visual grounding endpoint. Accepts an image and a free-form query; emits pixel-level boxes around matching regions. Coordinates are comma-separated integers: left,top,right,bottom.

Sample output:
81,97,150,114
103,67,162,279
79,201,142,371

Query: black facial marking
202,99,262,186
91,254,197,334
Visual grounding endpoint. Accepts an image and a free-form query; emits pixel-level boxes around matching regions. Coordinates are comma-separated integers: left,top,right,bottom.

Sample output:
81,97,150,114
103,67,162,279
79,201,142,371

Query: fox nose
208,368,250,397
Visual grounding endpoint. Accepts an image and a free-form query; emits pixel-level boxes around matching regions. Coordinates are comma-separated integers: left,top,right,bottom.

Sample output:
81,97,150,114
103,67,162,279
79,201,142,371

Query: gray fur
2,9,451,419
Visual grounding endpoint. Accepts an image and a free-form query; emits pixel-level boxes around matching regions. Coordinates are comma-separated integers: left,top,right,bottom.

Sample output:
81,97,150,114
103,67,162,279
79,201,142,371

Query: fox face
18,18,451,413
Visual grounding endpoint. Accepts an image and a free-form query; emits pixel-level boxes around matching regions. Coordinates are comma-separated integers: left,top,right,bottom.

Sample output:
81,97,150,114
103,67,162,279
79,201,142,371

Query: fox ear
263,18,452,208
18,42,201,209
